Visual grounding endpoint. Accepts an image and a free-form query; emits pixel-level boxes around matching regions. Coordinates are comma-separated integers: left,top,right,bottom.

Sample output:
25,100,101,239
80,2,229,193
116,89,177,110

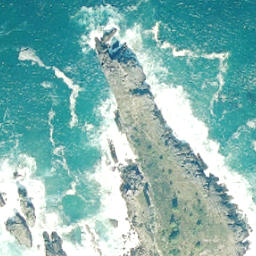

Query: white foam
18,48,82,128
252,141,256,152
52,145,70,175
118,24,256,255
83,122,94,132
247,119,256,129
87,96,139,255
41,81,52,88
73,5,122,50
18,47,48,68
98,97,136,164
145,21,160,43
48,108,55,148
0,153,113,256
146,22,230,115
49,95,140,256
160,40,230,115
0,154,47,256
52,67,83,128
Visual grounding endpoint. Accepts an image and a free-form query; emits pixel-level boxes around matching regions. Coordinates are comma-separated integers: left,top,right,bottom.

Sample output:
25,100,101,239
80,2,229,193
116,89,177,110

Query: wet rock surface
0,192,6,207
109,218,119,228
108,139,118,163
18,185,36,227
43,231,67,256
6,212,32,248
120,162,144,197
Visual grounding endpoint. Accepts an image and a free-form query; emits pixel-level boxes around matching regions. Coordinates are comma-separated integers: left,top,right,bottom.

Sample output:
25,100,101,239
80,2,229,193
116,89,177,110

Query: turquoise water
0,1,256,255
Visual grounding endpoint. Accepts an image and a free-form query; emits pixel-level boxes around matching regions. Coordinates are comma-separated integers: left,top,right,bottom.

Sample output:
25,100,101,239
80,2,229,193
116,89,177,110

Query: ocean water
0,1,256,255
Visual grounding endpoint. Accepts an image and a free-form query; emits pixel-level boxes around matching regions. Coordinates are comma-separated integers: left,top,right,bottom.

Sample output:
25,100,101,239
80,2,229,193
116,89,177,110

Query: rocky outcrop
101,27,117,44
95,29,250,256
109,218,119,228
120,162,144,197
114,110,122,131
43,231,67,256
108,139,118,163
0,192,6,207
18,185,36,227
6,212,32,248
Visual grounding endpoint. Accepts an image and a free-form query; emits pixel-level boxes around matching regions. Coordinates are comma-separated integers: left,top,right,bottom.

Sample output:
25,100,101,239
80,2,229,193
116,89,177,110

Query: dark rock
120,163,144,197
95,37,107,53
43,232,55,255
196,153,208,170
143,183,151,206
114,110,122,131
18,186,27,198
18,185,36,227
101,27,117,43
130,86,152,96
108,139,118,163
0,192,6,207
109,218,118,228
129,246,148,256
6,212,32,248
43,231,67,256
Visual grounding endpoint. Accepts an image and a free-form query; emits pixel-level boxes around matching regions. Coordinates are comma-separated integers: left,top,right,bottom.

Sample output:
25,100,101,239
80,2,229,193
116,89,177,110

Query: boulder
0,192,6,207
101,27,117,43
120,163,144,197
108,139,118,163
109,218,118,228
43,231,67,256
18,185,36,227
6,212,32,248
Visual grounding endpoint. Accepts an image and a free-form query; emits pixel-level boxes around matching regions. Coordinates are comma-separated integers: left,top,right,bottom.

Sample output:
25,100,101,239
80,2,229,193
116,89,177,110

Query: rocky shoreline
96,28,250,256
0,174,67,256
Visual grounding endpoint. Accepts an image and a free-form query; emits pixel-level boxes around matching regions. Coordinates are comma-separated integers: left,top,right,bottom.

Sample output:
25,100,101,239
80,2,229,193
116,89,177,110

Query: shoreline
95,29,250,255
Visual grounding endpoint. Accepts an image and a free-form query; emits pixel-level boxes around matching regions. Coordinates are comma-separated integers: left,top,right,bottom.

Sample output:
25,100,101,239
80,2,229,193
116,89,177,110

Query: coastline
95,29,250,255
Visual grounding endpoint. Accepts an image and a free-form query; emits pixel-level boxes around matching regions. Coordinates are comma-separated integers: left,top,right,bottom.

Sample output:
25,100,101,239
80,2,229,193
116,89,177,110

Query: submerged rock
6,212,32,248
18,185,36,227
43,231,67,256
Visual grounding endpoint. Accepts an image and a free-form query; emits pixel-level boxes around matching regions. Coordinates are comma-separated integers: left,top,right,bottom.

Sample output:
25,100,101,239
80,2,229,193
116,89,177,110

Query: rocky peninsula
95,28,250,256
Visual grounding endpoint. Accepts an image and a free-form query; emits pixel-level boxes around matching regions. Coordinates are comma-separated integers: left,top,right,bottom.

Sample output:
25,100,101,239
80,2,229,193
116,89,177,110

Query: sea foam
146,22,229,116
85,92,139,255
74,5,141,252
18,48,82,128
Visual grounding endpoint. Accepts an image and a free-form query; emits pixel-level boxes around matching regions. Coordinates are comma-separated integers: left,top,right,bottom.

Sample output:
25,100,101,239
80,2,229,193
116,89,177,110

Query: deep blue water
0,1,256,255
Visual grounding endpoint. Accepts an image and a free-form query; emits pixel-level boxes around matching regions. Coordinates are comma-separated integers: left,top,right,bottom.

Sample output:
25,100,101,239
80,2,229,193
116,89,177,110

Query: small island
95,28,249,256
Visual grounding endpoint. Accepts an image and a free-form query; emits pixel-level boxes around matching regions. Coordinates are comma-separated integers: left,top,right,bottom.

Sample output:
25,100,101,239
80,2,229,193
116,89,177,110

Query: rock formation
18,185,36,227
0,192,6,207
43,231,67,256
95,29,249,255
6,212,32,248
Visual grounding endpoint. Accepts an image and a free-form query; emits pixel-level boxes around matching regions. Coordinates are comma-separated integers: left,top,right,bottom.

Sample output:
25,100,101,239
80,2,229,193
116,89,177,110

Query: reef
95,28,250,256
